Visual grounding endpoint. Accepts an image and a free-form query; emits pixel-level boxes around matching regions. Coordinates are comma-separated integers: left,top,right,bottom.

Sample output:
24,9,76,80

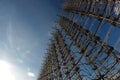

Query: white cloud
27,72,35,78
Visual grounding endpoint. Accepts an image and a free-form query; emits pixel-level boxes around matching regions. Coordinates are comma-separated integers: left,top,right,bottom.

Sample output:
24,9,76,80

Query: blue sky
0,0,64,80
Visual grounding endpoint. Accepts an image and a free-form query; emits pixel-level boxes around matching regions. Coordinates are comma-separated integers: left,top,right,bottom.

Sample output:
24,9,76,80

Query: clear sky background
0,0,64,80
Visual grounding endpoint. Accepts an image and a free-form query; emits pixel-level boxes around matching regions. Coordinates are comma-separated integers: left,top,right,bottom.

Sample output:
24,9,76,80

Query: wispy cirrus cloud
7,20,14,48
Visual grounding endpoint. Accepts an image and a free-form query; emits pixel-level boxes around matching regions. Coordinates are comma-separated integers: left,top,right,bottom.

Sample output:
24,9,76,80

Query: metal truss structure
38,0,120,80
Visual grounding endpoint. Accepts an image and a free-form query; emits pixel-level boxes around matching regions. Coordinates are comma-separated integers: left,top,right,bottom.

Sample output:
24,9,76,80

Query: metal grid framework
38,0,120,80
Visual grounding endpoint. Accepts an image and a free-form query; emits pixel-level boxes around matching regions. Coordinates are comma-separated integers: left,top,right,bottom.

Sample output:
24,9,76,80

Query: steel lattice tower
38,0,120,80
